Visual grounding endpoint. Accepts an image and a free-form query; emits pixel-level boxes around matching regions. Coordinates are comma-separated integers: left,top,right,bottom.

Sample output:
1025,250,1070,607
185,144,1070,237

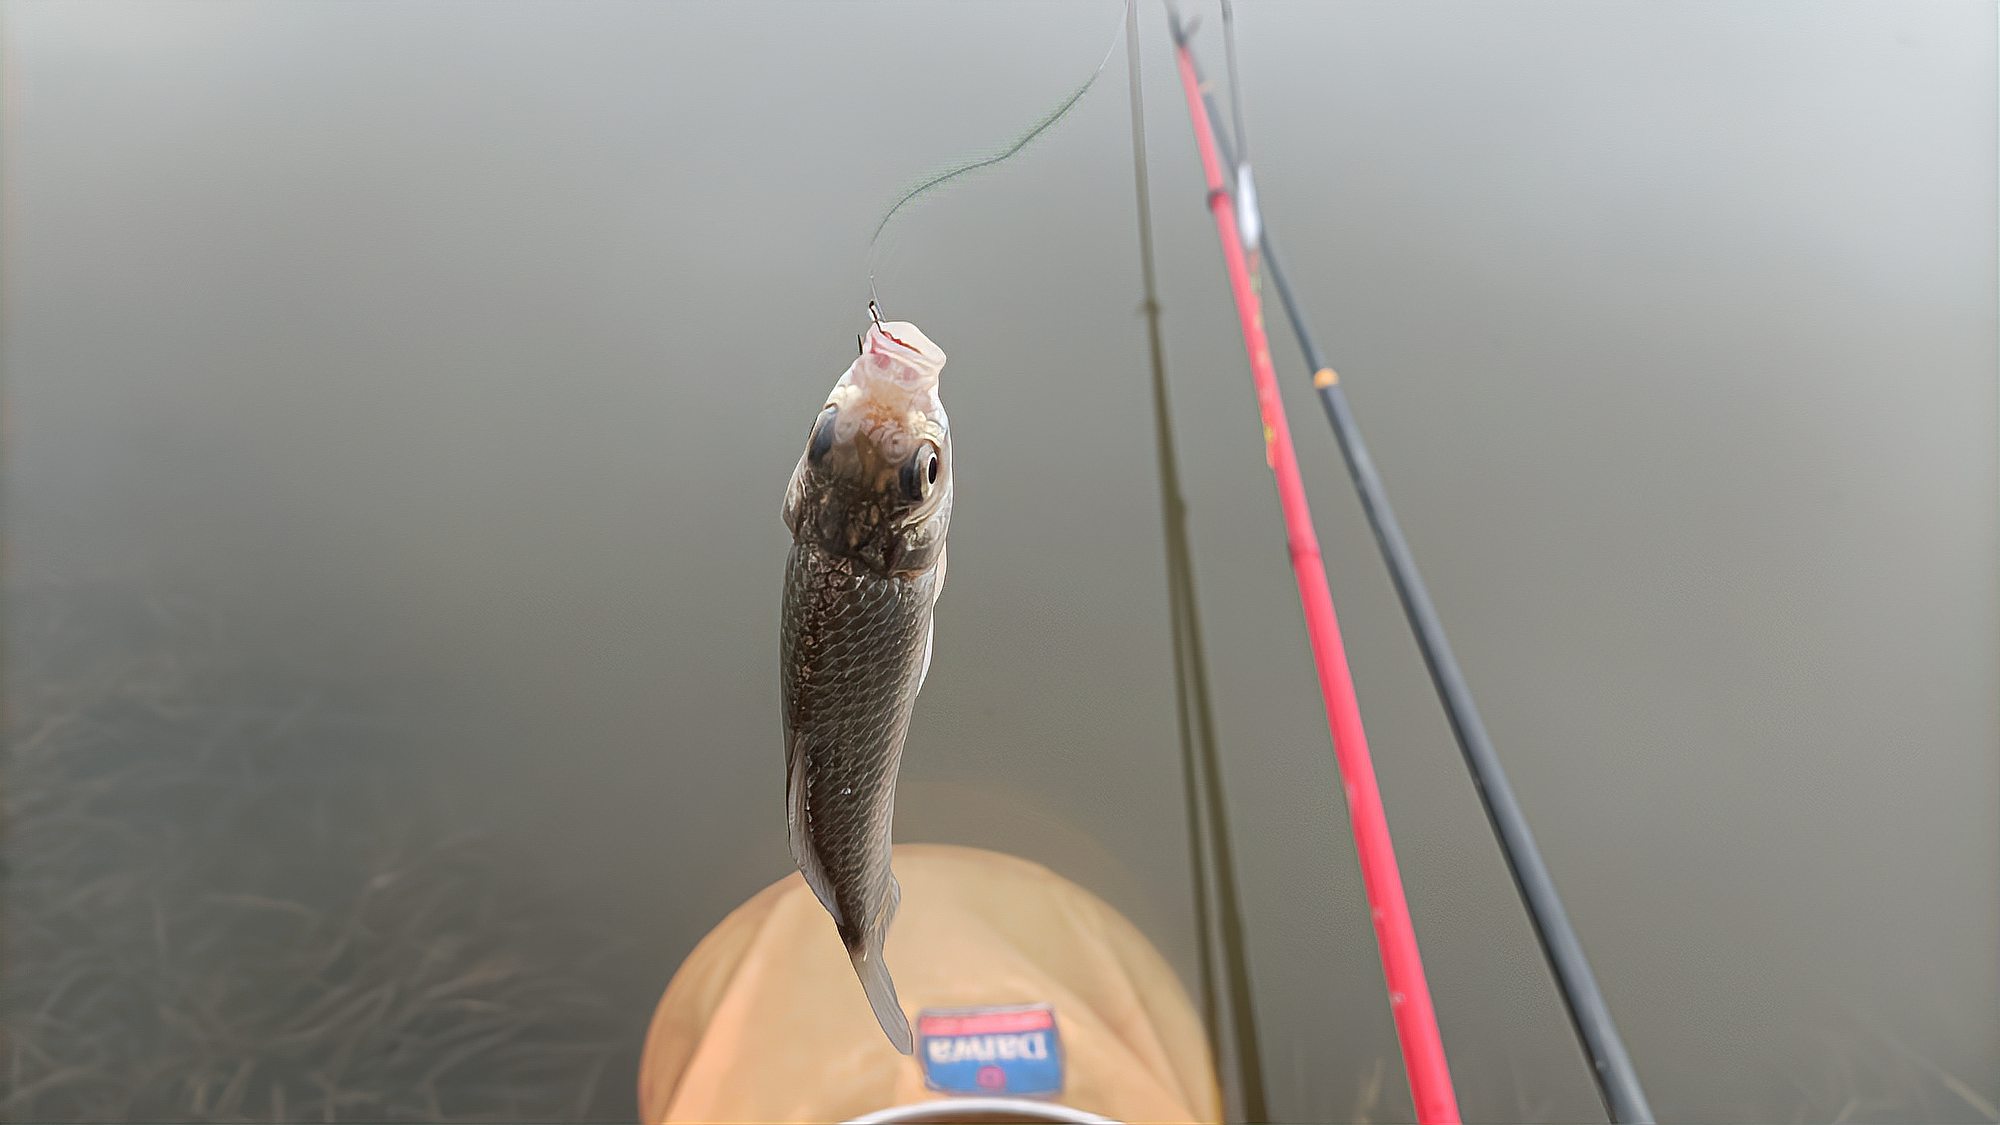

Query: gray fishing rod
1169,7,1656,1122
1125,0,1270,1118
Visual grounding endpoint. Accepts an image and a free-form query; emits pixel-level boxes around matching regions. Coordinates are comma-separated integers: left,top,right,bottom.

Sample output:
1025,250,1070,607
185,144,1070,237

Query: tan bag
639,844,1222,1124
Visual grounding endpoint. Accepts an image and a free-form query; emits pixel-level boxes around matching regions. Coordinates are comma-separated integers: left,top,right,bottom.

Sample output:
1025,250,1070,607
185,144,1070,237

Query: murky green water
5,3,1995,1121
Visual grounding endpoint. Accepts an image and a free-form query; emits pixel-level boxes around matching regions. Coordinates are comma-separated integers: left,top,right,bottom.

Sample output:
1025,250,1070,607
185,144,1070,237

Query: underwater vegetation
3,580,650,1122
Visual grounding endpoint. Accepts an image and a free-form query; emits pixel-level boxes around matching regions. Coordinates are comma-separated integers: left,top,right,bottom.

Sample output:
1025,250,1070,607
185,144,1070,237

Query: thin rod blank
1126,3,1271,1116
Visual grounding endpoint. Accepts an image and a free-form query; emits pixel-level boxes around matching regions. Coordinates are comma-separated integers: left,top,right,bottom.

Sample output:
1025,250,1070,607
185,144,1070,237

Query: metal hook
868,299,886,331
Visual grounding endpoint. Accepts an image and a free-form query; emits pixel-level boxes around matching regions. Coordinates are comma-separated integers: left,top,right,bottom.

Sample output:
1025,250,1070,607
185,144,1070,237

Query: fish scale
783,542,933,930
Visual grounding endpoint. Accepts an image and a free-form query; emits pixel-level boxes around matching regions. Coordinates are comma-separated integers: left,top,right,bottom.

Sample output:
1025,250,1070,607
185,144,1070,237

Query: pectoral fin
785,740,843,929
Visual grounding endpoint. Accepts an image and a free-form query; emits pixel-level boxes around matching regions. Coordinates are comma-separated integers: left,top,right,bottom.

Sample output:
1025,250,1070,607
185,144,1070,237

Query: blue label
915,1004,1064,1098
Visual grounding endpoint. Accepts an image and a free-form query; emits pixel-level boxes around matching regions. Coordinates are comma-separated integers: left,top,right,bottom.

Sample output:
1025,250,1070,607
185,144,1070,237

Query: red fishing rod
1164,12,1461,1125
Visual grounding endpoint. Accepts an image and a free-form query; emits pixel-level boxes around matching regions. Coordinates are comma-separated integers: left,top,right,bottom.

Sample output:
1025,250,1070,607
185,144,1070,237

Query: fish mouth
862,321,945,387
867,323,921,358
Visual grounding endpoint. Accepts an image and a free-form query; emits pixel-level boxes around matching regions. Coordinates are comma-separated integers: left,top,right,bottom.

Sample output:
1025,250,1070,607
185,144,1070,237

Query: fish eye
900,443,940,502
807,405,837,463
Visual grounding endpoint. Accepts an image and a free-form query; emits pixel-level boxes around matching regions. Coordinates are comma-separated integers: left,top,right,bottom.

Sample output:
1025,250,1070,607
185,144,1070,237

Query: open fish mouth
861,321,945,388
867,323,922,359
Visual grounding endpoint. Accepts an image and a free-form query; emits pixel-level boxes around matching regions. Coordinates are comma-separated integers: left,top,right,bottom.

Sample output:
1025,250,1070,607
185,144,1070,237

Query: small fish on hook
781,312,953,1056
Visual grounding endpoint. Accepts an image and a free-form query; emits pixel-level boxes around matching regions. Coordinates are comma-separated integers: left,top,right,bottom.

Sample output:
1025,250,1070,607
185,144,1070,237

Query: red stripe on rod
1170,41,1461,1125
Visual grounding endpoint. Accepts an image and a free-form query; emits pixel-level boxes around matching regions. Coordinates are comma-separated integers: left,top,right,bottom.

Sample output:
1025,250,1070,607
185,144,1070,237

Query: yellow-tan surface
638,844,1222,1123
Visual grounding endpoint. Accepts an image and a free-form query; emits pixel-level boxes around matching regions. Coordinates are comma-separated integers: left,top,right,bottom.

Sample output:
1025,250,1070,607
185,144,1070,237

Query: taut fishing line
865,0,1134,304
1220,0,1250,169
1219,0,1261,254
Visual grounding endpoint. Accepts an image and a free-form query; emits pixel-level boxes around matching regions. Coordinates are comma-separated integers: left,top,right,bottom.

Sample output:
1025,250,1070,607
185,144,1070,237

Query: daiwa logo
916,1004,1064,1098
924,1030,1052,1064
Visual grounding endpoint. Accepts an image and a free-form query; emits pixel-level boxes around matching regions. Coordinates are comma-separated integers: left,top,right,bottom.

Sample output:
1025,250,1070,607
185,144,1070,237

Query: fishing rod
1123,1,1269,1118
1161,8,1462,1125
1168,9,1656,1123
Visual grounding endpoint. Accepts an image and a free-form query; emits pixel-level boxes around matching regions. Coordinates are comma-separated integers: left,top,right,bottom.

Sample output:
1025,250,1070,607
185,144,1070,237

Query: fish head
783,318,952,578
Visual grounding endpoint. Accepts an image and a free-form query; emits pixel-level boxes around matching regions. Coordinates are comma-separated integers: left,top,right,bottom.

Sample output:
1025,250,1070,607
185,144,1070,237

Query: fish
780,308,952,1055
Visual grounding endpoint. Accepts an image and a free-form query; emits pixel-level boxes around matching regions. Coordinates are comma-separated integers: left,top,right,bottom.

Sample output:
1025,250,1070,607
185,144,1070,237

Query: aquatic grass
1783,1012,2000,1125
2,580,651,1122
1273,1022,1996,1125
10,578,1994,1125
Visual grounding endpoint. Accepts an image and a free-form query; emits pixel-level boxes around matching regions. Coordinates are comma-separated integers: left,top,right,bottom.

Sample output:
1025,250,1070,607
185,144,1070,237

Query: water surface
5,2,1995,1121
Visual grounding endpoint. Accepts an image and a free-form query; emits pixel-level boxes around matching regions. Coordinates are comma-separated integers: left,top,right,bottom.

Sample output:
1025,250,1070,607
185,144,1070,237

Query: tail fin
850,941,913,1054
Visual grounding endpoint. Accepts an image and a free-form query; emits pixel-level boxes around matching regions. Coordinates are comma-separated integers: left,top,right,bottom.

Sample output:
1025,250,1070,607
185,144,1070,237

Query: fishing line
1123,3,1269,1118
1220,0,1250,170
865,0,1133,302
1218,0,1262,259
